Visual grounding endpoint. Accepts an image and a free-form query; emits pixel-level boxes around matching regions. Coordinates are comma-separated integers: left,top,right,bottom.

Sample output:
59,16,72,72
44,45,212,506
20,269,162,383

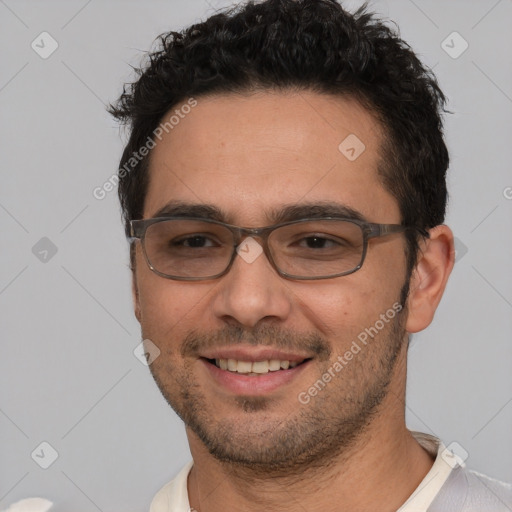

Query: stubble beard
147,307,408,477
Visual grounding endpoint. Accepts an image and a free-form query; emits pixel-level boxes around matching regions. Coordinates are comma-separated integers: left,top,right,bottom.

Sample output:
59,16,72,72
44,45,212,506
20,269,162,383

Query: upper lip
200,346,311,363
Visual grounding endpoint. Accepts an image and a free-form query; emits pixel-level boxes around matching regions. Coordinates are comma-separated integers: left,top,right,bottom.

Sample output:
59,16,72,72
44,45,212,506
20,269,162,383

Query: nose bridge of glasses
232,225,273,247
229,225,279,276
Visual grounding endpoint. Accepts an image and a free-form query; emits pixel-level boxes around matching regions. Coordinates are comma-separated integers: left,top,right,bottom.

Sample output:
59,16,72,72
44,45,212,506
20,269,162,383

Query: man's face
133,91,411,470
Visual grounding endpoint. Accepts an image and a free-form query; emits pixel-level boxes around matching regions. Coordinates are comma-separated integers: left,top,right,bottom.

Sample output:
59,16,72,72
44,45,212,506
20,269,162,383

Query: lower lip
201,359,310,395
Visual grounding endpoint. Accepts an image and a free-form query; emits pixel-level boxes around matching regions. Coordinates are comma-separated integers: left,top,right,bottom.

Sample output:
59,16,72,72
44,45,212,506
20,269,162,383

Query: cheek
140,282,206,337
134,245,207,333
294,273,402,343
137,279,225,365
137,280,208,386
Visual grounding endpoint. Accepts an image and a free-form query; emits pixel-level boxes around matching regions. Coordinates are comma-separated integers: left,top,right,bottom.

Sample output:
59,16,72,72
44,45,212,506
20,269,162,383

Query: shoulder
429,465,512,511
150,461,194,512
465,469,512,506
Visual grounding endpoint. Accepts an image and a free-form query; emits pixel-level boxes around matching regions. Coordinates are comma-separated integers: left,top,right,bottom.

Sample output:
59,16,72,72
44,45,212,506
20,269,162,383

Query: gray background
1,0,511,510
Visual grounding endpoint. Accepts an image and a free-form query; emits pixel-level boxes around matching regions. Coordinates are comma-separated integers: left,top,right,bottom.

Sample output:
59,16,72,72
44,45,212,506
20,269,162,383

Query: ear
405,225,455,333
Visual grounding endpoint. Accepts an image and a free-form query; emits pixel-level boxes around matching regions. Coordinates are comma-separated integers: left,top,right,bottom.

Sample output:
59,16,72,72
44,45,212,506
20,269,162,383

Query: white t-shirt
150,431,512,512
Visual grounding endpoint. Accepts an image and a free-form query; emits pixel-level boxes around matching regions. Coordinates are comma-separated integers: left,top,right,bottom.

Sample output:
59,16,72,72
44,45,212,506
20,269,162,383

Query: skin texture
132,90,455,512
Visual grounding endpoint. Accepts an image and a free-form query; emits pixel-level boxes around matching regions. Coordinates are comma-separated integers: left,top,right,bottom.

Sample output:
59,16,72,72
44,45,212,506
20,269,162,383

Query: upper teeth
215,359,300,374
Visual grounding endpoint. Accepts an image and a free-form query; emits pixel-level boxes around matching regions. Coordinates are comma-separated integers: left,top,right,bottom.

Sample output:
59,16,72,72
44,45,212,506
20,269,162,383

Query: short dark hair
109,0,449,278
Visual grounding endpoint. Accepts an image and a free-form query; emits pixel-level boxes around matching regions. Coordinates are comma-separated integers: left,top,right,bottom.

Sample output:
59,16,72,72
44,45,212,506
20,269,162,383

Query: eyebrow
150,200,368,225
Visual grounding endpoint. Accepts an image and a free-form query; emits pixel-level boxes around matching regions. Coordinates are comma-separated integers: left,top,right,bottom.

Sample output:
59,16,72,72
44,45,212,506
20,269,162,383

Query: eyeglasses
128,216,429,281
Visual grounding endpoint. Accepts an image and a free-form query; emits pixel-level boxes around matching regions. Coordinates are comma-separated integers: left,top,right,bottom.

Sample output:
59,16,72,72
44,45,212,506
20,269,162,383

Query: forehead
144,90,398,224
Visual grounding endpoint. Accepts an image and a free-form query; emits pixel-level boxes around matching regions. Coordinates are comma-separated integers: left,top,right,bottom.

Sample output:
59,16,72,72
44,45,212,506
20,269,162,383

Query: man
109,0,512,510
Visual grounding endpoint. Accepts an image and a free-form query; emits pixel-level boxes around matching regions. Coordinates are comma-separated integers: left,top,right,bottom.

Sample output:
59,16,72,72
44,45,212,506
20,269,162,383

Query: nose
210,237,292,328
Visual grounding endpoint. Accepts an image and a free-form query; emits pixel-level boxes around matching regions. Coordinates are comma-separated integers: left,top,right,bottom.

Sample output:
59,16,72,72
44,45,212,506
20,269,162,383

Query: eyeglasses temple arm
127,220,141,242
368,224,430,239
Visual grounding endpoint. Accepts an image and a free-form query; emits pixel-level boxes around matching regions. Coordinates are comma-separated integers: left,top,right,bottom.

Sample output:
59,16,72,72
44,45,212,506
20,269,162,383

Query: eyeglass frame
128,216,430,281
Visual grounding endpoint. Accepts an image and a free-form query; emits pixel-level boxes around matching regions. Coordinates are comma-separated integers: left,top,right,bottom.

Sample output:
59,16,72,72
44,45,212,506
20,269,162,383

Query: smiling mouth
204,357,310,376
